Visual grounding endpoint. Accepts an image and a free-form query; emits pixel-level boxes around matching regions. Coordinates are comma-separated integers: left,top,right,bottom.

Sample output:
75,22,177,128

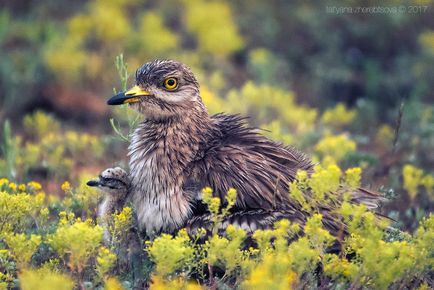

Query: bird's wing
185,114,384,235
187,114,313,211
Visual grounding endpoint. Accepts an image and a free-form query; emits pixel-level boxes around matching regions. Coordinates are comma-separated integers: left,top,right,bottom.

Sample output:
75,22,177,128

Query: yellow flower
201,187,220,216
40,207,49,218
27,181,42,191
0,178,8,187
97,247,117,278
8,182,17,191
345,167,362,189
309,164,342,201
61,181,71,192
110,207,133,243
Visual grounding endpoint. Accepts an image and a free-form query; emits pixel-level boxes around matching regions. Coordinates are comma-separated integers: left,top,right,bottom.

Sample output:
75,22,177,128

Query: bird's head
107,60,203,121
86,167,129,198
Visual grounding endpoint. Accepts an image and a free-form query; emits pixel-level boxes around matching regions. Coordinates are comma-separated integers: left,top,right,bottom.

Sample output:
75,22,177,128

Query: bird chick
87,168,145,286
87,167,129,224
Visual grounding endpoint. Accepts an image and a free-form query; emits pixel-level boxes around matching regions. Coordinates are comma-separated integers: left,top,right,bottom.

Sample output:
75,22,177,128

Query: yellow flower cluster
227,82,318,134
0,184,45,233
183,0,244,56
48,216,103,272
375,124,395,146
16,111,105,179
96,247,117,278
309,164,342,201
332,201,434,289
138,12,179,56
290,165,361,211
43,0,244,85
200,85,226,114
402,164,434,200
147,229,194,276
201,187,220,216
19,268,74,290
206,225,247,273
150,275,202,290
23,110,60,140
61,173,103,216
243,253,297,290
315,133,357,163
344,167,362,189
109,206,133,244
4,233,41,269
320,103,357,128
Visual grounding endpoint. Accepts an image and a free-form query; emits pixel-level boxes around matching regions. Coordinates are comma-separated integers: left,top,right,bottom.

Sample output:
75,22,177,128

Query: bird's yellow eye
163,78,178,90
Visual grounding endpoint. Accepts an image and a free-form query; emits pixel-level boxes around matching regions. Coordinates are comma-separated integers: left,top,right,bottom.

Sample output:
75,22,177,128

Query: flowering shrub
315,134,357,163
48,216,103,273
143,168,433,289
2,111,105,180
227,82,318,134
0,161,432,289
19,268,74,290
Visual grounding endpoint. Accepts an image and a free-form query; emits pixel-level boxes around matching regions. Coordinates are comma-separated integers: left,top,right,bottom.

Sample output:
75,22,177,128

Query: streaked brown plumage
104,59,383,239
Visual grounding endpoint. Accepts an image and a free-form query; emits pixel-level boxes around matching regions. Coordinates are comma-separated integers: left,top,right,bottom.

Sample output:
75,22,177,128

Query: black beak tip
86,180,100,187
107,92,127,106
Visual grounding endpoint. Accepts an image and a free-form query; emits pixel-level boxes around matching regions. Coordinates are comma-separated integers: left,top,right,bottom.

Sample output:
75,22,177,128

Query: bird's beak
107,85,152,105
86,180,100,187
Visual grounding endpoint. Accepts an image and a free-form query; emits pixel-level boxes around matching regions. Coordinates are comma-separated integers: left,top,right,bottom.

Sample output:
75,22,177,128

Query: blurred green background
0,0,433,230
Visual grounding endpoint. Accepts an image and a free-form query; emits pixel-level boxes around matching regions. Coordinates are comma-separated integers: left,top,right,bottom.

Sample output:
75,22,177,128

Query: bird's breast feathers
128,123,194,236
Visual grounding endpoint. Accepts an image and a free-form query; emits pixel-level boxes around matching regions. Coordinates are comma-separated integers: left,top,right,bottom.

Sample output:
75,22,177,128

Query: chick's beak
107,85,151,105
86,180,100,187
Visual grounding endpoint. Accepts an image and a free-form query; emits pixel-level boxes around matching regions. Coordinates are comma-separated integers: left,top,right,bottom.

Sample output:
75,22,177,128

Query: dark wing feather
351,187,385,210
189,114,314,211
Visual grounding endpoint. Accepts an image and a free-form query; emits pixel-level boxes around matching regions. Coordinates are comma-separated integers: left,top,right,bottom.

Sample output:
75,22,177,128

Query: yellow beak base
107,85,151,105
125,85,151,97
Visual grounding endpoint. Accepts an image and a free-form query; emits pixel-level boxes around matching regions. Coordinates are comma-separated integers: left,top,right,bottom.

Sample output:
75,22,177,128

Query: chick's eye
164,78,178,90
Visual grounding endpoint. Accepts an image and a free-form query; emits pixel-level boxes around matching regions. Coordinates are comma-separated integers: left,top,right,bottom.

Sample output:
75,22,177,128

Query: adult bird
105,59,382,239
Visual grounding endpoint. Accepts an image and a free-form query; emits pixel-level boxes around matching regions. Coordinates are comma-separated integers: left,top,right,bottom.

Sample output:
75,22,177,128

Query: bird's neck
131,105,211,161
